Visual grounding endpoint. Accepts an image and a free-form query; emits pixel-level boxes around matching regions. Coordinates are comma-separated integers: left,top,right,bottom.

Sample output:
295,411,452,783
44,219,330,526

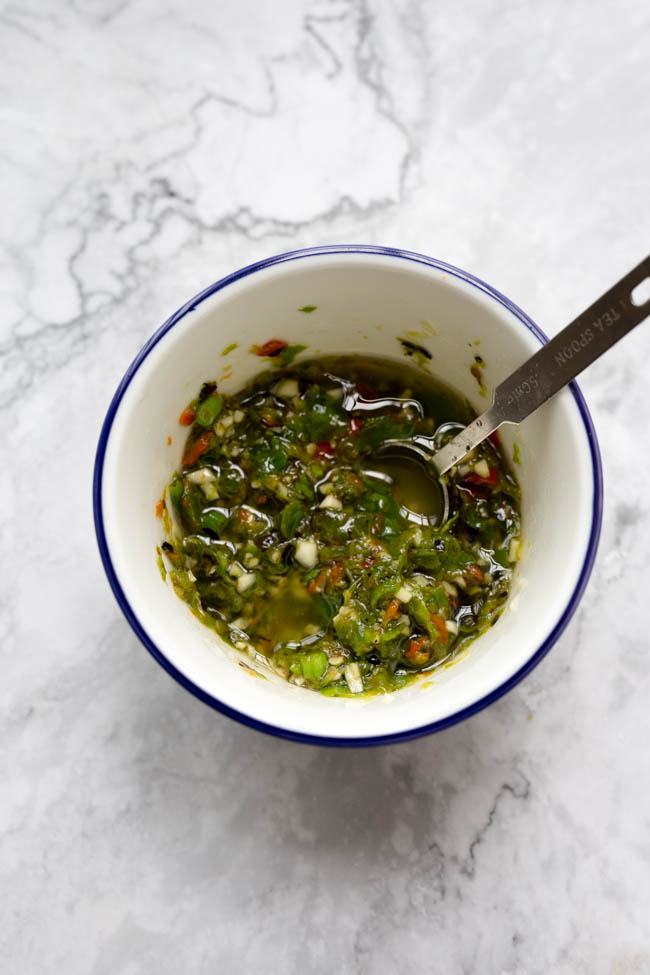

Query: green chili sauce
160,356,521,696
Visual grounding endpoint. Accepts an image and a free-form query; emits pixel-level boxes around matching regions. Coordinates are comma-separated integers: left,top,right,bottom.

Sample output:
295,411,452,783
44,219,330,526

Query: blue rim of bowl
93,245,603,747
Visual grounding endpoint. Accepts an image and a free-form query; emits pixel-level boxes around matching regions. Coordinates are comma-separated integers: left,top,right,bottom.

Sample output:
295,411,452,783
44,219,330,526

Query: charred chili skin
161,357,521,696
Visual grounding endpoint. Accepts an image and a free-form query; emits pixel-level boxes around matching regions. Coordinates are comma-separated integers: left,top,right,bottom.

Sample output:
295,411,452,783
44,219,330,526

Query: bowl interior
99,252,598,741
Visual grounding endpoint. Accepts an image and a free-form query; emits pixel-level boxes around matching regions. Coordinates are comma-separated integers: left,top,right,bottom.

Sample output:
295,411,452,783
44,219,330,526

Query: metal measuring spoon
349,255,650,524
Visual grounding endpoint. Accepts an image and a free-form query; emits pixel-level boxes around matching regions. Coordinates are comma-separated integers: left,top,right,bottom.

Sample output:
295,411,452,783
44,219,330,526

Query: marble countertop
3,1,649,972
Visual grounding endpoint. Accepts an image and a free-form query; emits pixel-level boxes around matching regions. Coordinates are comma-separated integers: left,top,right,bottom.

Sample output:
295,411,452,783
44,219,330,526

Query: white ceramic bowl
94,246,602,745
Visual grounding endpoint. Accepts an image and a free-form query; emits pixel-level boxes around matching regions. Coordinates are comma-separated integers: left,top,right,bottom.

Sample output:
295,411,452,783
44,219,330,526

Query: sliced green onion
196,394,223,427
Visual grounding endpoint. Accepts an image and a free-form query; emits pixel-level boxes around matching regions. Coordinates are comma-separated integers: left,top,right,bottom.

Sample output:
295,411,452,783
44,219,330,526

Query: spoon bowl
364,450,450,526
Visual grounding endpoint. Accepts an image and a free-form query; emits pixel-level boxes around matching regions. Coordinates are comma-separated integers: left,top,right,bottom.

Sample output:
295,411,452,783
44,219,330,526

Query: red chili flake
257,494,268,505
384,598,401,622
430,613,449,645
405,636,430,666
314,441,335,459
361,557,375,569
251,339,288,357
371,514,384,535
166,435,172,446
308,568,329,594
466,564,484,582
238,508,253,523
155,499,164,518
465,466,498,486
178,408,196,426
309,561,344,594
355,382,378,400
182,431,212,466
328,562,344,585
487,431,501,448
349,417,362,434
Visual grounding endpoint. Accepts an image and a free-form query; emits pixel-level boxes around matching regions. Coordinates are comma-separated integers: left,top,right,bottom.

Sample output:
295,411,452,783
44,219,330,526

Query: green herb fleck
222,342,238,356
512,441,521,465
277,343,307,367
280,500,306,538
494,548,509,567
298,305,318,313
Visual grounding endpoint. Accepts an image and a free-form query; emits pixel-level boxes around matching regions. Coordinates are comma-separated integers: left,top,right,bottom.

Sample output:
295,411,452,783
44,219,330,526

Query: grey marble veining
2,1,649,972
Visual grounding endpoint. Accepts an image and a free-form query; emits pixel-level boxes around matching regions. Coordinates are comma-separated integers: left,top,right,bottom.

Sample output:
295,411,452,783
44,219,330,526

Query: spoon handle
433,254,650,475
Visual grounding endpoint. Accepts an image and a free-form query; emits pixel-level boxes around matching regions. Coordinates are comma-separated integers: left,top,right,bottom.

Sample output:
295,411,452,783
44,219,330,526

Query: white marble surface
2,1,650,971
